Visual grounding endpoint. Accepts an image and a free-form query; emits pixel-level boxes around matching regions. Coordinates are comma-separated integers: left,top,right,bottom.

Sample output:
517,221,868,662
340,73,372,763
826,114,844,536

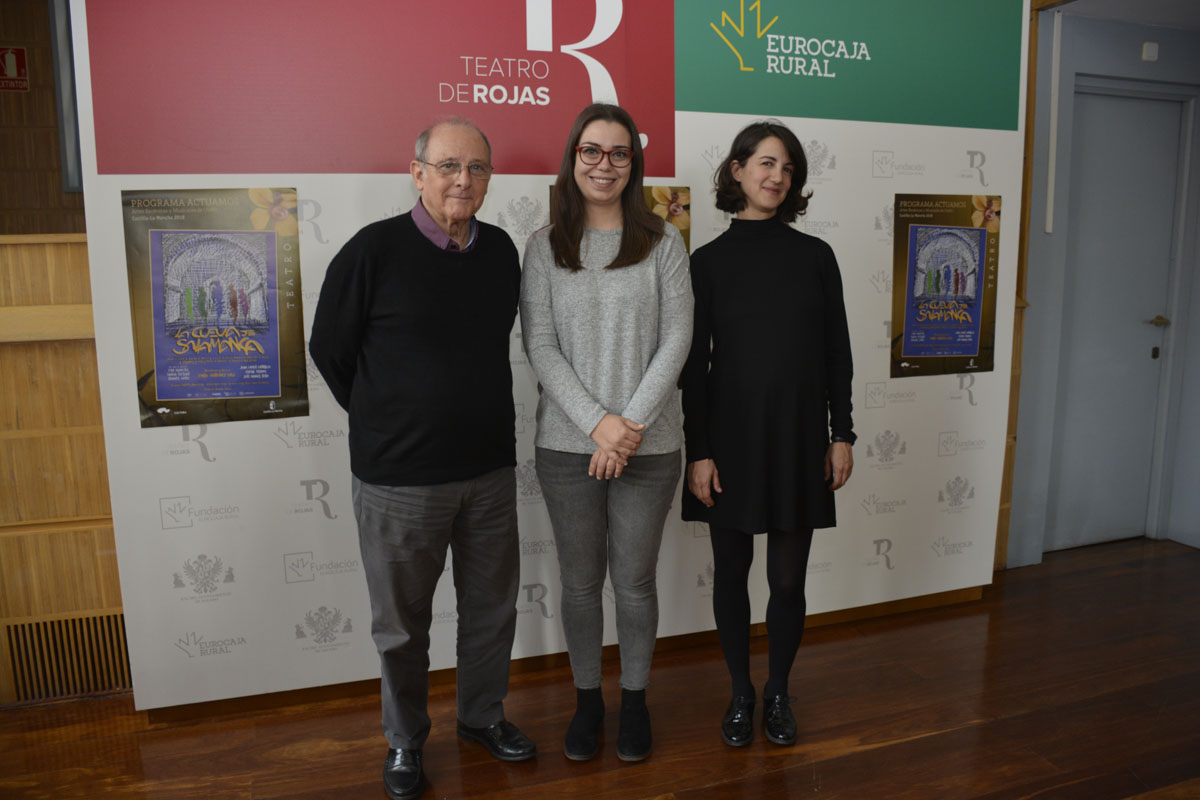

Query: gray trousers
352,468,519,750
535,448,681,691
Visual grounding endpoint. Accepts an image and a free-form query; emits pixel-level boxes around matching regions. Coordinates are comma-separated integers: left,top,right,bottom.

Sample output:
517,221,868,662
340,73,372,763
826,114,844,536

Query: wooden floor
2,537,1199,799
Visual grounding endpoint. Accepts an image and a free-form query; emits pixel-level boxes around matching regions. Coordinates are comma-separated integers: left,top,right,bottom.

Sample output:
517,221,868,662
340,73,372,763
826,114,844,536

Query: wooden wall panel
1,235,123,705
0,237,92,306
0,431,111,525
0,341,103,430
0,525,118,619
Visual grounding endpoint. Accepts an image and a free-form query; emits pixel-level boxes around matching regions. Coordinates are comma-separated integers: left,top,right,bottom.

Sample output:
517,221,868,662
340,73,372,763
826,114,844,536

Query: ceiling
1057,0,1200,31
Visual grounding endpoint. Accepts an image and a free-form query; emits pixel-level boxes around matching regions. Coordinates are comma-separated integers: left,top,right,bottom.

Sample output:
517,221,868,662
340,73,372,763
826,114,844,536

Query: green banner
676,0,1023,130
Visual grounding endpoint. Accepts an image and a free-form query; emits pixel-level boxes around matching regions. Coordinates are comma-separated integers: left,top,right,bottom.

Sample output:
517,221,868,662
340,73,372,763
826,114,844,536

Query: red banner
87,0,675,176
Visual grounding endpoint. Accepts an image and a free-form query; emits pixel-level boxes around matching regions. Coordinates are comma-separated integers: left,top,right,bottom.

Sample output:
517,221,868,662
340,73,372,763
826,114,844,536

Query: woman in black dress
681,120,855,747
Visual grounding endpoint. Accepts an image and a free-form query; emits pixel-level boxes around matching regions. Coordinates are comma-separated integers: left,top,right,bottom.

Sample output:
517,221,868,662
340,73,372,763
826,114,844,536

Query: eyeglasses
574,145,634,168
421,160,494,179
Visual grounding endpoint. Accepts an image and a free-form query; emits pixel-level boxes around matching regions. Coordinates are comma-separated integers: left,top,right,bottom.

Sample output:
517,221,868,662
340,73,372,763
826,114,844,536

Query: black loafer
457,719,537,762
763,694,797,745
721,695,755,747
383,748,425,800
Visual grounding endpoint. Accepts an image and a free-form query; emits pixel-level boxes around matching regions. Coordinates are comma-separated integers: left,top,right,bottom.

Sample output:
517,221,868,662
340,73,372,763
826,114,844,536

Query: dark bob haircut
549,103,663,271
713,120,811,224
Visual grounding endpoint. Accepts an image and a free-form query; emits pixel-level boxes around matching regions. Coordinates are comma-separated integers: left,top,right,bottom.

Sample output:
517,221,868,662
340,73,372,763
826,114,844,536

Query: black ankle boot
564,687,604,761
617,688,651,762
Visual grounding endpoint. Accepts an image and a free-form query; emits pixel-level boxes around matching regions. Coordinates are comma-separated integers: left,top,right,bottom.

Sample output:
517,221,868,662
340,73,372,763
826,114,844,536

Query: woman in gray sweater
520,103,693,763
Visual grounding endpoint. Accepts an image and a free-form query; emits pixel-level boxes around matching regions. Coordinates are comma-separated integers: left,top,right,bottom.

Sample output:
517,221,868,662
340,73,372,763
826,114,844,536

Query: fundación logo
872,149,926,178
807,558,832,575
296,606,354,651
175,631,247,658
938,431,986,457
283,551,359,583
173,554,235,600
513,403,538,437
938,476,976,510
864,381,916,410
866,430,907,467
159,496,239,530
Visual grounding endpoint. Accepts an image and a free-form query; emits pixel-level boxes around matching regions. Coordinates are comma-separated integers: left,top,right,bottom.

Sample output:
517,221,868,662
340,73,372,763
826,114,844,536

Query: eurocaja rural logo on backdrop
420,0,676,176
675,0,1022,130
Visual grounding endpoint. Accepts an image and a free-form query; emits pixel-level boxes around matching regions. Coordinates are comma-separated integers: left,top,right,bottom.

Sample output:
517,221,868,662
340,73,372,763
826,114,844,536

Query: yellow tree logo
711,0,778,71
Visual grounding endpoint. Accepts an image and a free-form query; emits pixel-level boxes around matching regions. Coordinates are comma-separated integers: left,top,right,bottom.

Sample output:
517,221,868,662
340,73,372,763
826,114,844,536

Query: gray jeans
535,447,681,691
352,468,518,750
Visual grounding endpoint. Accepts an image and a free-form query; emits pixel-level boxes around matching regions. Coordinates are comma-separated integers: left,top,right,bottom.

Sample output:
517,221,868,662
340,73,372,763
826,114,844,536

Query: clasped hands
588,413,645,479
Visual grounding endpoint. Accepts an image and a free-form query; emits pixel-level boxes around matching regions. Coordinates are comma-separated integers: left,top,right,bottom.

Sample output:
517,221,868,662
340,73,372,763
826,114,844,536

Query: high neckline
728,215,787,236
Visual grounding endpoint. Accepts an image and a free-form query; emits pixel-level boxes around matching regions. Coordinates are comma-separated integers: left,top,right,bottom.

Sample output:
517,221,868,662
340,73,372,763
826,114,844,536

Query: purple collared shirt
412,199,478,253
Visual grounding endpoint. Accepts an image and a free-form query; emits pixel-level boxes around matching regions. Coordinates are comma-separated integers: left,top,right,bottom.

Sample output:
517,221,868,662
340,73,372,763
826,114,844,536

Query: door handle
1145,315,1171,328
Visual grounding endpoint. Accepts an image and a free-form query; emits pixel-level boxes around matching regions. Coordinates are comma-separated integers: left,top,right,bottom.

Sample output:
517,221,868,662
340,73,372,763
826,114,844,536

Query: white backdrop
72,4,1028,710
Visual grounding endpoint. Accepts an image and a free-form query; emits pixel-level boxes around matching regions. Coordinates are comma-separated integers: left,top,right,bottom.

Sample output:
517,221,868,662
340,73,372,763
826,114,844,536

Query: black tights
710,525,814,699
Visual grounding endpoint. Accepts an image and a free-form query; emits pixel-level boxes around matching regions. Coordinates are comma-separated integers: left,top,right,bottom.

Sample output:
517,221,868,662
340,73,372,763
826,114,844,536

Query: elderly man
310,118,533,800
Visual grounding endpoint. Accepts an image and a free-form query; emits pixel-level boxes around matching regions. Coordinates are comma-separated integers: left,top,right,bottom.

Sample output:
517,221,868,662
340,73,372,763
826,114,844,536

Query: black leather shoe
616,688,651,762
564,687,605,761
721,695,755,747
457,719,537,762
383,748,425,800
763,694,797,745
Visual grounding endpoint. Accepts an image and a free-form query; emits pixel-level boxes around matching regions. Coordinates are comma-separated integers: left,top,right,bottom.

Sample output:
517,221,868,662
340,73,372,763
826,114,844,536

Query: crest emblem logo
939,476,975,507
496,196,546,242
515,458,542,498
805,140,833,176
867,430,905,463
299,606,352,644
178,554,228,594
873,204,894,240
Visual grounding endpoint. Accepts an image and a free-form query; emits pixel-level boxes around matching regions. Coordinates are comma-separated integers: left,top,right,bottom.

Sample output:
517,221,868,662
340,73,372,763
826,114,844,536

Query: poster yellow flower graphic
250,188,299,237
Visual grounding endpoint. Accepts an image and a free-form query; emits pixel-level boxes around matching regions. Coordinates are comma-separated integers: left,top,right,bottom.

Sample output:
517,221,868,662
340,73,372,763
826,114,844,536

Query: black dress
680,216,854,533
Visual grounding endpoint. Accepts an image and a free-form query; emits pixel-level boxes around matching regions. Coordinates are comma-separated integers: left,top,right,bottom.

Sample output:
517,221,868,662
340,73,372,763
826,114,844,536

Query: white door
1045,87,1181,551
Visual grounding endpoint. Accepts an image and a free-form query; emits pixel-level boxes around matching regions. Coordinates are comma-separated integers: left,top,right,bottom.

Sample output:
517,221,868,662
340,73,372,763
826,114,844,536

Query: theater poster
890,194,1001,378
121,188,309,427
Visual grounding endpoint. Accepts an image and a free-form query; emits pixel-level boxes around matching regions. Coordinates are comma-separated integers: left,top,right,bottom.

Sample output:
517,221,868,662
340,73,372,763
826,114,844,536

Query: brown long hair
549,103,663,271
714,120,811,223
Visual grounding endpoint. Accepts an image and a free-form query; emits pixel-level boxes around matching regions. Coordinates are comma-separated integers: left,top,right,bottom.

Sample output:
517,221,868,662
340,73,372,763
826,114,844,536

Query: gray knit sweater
519,224,693,455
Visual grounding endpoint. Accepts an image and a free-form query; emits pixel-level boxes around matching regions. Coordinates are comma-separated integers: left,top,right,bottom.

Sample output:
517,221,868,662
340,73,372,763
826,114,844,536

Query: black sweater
309,213,520,486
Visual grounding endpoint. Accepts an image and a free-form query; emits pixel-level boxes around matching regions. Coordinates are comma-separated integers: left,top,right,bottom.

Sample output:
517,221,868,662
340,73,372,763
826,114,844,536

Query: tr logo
527,0,626,116
711,0,778,71
182,425,215,462
967,150,988,187
301,479,338,519
956,374,977,406
522,583,554,618
873,538,895,570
